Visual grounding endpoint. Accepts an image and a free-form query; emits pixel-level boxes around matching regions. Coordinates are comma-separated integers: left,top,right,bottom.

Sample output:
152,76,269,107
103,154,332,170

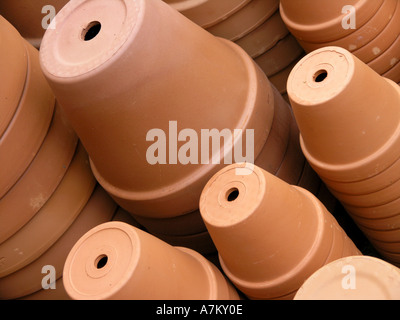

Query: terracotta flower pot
234,10,289,59
0,104,78,245
269,56,303,95
294,256,400,300
199,163,361,299
254,34,304,78
0,0,70,48
297,0,397,54
0,143,96,278
164,0,252,29
62,221,239,300
0,16,28,139
0,185,116,300
287,46,400,183
39,0,275,219
0,40,55,199
205,0,279,42
350,211,400,232
279,0,384,43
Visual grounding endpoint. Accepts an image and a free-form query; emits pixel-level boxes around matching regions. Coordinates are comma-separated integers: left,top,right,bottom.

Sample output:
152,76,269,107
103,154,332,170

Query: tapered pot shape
199,163,361,300
294,256,400,300
39,0,274,219
62,221,239,300
287,46,400,184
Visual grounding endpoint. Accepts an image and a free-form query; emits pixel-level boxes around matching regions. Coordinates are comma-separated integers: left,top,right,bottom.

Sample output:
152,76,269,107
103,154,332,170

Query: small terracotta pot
40,0,274,219
297,0,397,53
279,0,384,43
62,221,239,300
0,143,96,278
0,0,70,48
199,163,360,299
205,0,279,42
234,9,289,59
287,47,400,183
0,40,55,199
254,34,304,78
0,185,116,300
0,16,28,139
294,256,400,300
0,104,78,245
353,1,400,64
165,0,252,29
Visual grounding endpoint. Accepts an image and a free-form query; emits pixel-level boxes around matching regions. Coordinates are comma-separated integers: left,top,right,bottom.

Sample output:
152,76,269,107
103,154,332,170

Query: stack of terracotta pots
163,0,305,101
280,0,400,83
38,0,323,256
199,163,361,300
62,221,239,300
294,256,400,300
0,0,70,48
287,46,400,267
0,16,118,300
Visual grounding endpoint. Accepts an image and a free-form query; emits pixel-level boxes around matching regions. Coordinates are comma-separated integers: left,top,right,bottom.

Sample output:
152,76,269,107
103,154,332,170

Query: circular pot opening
82,21,102,41
95,254,108,269
313,69,328,83
226,188,239,202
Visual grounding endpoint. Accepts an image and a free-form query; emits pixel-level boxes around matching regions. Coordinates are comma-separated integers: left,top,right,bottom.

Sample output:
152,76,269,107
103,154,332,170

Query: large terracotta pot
288,46,400,183
62,221,239,300
199,163,361,300
39,0,275,219
0,144,96,278
294,256,400,300
0,40,55,200
0,186,116,300
0,16,28,139
0,104,77,245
